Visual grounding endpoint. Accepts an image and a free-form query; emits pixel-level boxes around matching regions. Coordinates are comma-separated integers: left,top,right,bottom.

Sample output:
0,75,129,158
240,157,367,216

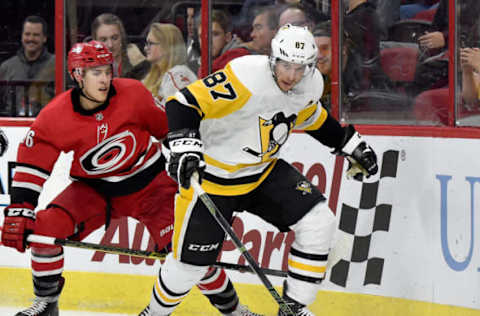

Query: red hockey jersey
11,78,169,206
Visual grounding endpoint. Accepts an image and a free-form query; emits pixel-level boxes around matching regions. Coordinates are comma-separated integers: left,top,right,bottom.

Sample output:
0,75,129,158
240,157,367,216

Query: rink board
1,127,480,315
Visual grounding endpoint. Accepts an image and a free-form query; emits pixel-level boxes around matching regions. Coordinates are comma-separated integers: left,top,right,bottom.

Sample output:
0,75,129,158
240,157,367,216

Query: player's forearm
165,98,201,131
306,114,345,149
11,141,58,206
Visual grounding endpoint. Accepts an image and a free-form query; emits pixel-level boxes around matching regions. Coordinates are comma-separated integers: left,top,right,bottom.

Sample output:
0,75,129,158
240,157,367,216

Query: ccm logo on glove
6,208,35,218
171,138,203,148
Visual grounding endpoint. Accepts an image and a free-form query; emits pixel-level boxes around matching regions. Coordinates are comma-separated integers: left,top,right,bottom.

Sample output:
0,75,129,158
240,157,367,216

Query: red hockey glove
2,203,35,252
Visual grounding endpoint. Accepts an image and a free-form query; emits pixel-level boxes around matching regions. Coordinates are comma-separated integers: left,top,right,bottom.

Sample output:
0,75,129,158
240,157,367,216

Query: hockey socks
31,247,64,298
197,267,239,314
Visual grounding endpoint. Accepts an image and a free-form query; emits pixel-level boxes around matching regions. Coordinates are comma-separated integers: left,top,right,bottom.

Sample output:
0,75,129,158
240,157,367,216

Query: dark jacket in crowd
343,1,391,95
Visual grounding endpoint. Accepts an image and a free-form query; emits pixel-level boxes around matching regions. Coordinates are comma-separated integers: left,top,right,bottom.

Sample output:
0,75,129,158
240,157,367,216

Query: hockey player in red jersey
1,41,261,316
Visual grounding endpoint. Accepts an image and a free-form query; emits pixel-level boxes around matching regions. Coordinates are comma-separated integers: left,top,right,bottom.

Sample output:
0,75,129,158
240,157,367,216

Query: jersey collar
71,84,117,116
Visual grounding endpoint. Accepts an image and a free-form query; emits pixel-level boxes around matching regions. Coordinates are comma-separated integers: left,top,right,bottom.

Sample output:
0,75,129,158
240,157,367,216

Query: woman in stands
142,23,197,107
92,13,150,79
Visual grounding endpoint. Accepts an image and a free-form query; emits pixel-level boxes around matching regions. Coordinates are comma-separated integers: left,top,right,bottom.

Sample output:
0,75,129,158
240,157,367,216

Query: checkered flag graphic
329,150,399,287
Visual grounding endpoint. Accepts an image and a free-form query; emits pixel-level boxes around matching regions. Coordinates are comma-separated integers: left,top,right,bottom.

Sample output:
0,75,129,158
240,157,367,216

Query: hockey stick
190,175,295,316
24,233,287,277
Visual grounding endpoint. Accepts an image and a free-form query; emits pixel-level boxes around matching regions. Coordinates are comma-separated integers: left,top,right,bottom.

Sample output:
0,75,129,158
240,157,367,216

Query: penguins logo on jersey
80,130,136,175
243,112,296,161
296,180,312,195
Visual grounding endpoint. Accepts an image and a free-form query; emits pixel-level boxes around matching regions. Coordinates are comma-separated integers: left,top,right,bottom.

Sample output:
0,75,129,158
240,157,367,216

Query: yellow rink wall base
1,267,478,316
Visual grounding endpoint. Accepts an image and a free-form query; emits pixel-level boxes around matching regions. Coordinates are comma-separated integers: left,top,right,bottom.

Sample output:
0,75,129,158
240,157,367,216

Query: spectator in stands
194,9,251,75
277,0,327,27
461,47,480,106
0,15,55,117
458,1,480,48
369,0,401,39
313,22,333,77
91,13,150,80
313,21,333,111
418,0,447,52
417,0,480,51
410,0,448,97
343,0,392,95
244,5,279,55
413,1,480,124
278,3,315,30
313,21,349,112
409,0,449,122
185,7,201,74
233,0,274,32
142,23,197,107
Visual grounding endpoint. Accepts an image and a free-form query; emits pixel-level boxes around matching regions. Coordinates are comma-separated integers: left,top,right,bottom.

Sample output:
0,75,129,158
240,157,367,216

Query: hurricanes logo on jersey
243,112,296,161
80,130,136,175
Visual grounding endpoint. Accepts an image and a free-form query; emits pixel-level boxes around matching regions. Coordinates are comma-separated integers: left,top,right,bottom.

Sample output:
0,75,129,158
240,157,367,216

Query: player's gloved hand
0,129,8,157
167,129,206,189
333,125,378,181
2,202,35,252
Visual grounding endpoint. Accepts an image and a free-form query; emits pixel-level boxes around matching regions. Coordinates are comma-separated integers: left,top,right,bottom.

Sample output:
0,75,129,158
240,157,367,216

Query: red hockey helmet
67,40,114,74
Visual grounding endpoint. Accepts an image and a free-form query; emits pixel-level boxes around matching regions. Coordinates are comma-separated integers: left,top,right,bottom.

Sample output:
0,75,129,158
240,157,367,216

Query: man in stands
312,21,350,112
245,5,279,55
192,9,251,75
0,15,55,116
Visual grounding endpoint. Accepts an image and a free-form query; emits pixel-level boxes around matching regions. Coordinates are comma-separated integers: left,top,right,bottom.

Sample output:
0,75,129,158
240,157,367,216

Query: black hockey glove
167,129,206,189
0,129,8,157
333,125,378,181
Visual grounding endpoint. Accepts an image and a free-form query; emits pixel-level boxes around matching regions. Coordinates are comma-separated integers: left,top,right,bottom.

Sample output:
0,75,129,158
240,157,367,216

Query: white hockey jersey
170,55,327,195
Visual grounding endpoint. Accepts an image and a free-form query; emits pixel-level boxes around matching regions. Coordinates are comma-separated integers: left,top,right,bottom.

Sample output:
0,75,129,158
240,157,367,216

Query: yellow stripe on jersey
301,105,328,131
204,154,273,173
201,160,277,196
172,187,195,260
186,64,252,119
296,103,318,127
288,258,327,273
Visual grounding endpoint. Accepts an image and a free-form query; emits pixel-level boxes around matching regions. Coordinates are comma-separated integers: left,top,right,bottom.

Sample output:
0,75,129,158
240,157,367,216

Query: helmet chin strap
79,88,104,104
269,57,284,92
73,69,108,105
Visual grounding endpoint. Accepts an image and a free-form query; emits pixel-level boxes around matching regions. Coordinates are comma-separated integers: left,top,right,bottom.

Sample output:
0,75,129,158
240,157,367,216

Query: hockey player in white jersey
142,24,378,316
